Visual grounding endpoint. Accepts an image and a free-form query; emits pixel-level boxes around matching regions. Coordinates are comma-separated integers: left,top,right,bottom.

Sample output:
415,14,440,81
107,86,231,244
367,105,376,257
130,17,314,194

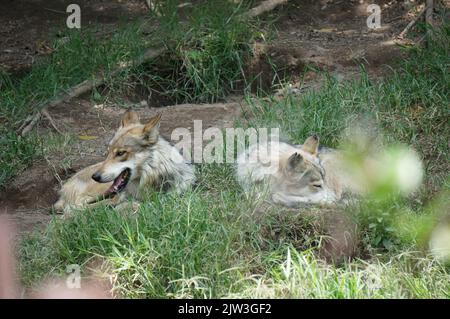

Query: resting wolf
236,135,361,207
54,111,195,213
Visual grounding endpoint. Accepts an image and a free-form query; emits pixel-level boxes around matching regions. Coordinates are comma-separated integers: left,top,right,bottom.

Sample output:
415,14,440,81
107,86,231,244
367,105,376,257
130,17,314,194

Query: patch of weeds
0,131,40,186
139,0,258,103
20,187,253,298
233,249,450,298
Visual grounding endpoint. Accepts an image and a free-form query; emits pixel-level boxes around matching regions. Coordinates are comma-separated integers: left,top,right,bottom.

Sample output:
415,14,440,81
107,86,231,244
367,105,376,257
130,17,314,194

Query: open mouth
105,168,131,195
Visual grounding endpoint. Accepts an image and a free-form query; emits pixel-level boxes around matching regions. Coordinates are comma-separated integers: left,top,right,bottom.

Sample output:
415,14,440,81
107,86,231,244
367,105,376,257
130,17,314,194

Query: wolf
54,111,195,213
236,134,360,207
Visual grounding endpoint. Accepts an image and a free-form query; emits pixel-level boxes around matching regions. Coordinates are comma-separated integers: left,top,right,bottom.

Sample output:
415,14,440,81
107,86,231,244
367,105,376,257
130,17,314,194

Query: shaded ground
250,0,412,91
0,0,148,74
0,0,420,234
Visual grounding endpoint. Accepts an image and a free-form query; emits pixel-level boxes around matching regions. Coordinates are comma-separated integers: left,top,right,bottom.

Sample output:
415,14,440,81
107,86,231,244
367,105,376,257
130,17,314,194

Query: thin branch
245,0,288,18
41,109,63,135
426,0,434,26
426,0,434,47
397,5,427,39
20,112,41,136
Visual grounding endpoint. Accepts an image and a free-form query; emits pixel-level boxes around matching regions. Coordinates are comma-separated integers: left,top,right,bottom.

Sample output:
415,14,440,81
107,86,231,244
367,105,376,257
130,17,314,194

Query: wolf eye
311,182,323,189
116,150,126,157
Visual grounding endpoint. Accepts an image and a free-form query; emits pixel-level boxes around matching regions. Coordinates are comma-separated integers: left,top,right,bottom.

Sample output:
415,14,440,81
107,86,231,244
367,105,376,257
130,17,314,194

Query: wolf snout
91,172,102,182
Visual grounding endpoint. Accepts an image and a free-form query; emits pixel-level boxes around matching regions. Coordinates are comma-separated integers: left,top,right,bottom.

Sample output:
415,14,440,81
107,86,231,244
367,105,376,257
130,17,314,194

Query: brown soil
0,0,148,74
0,0,419,234
250,0,413,90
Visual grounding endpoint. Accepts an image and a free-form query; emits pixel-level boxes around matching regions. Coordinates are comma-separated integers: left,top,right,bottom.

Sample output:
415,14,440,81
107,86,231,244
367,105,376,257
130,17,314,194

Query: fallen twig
397,5,427,39
20,112,41,136
41,109,63,135
426,0,434,46
426,0,434,26
245,0,288,18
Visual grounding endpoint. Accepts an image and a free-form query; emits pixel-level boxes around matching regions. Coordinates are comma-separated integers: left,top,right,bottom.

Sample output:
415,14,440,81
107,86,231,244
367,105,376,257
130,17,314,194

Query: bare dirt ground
0,0,148,74
0,0,418,234
250,0,412,90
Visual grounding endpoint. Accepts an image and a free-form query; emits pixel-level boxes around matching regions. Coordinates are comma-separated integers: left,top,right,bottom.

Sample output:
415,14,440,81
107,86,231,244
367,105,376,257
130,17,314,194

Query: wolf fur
54,111,195,213
236,135,359,207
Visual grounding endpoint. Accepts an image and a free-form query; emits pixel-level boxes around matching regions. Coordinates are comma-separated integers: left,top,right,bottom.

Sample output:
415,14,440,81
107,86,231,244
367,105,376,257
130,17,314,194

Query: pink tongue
105,174,124,194
112,175,124,190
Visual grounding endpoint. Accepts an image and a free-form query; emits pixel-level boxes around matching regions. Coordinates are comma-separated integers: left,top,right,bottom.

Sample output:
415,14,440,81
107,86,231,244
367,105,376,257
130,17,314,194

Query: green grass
137,0,257,103
19,167,450,298
235,248,450,298
18,24,450,298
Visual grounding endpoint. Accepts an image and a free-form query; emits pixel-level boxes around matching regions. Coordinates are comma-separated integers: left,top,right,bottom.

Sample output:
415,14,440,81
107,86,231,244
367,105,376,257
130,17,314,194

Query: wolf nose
92,173,102,182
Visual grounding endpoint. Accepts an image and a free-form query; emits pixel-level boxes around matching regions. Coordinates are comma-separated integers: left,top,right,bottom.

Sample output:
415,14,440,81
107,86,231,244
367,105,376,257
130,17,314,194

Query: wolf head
272,135,336,205
91,111,162,194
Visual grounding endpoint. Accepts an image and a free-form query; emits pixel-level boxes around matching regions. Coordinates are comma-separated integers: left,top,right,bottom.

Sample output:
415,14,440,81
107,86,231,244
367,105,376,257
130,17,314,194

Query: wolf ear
142,113,162,143
302,134,319,155
120,110,140,128
287,152,304,171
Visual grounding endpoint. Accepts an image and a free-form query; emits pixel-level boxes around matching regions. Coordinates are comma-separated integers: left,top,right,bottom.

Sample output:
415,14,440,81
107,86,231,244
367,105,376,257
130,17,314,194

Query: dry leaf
79,135,98,141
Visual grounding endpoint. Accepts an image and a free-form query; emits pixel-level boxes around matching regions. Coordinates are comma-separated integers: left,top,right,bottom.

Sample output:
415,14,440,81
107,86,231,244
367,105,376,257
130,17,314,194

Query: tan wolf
54,111,195,213
236,134,360,207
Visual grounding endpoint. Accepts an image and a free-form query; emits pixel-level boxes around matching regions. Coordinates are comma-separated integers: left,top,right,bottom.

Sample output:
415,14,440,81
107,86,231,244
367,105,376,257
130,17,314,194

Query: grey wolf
54,111,195,213
236,134,360,207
